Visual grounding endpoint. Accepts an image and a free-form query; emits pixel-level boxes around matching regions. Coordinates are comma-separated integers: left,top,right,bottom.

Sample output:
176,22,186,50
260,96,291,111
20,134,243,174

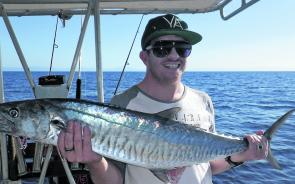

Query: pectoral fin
151,170,170,183
151,167,186,184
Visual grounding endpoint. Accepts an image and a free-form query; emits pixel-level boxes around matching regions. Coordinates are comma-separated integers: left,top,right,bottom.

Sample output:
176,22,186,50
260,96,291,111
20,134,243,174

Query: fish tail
263,109,295,170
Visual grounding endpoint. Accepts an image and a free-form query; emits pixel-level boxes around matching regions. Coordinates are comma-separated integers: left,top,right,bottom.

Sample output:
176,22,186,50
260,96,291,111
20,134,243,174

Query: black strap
225,156,244,167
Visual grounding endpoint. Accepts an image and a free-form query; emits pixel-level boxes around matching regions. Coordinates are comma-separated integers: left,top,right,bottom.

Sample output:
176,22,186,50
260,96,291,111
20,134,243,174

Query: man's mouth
164,63,180,69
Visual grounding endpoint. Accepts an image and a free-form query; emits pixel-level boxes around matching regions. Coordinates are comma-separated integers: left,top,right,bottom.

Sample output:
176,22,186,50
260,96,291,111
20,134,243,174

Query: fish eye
51,119,61,125
50,118,66,129
9,108,19,118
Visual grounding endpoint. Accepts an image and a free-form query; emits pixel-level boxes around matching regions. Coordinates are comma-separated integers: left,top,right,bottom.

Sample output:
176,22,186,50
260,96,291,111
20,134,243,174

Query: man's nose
167,47,180,60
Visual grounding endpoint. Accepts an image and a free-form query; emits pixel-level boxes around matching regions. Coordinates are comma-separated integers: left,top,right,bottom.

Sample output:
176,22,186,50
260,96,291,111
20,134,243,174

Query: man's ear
140,50,149,66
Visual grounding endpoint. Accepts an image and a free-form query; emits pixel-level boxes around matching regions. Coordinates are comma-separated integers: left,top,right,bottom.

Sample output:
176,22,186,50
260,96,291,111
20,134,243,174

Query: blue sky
0,0,294,72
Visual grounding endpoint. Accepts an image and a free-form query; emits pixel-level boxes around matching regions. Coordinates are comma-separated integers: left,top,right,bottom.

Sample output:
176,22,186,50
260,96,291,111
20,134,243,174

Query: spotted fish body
0,98,293,170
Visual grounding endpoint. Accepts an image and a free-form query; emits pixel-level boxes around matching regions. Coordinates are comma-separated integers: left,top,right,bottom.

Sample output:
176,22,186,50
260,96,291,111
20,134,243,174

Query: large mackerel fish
0,98,294,180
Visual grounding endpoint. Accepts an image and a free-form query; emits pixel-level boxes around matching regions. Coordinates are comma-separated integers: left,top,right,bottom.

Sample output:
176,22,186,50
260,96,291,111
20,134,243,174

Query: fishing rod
113,15,145,96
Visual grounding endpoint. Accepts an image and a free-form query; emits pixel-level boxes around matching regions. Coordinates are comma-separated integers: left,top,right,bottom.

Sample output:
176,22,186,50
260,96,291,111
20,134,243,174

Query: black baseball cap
141,14,202,49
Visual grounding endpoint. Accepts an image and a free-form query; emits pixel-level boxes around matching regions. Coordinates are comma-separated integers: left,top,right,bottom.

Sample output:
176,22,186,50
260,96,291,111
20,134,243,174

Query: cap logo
162,16,183,30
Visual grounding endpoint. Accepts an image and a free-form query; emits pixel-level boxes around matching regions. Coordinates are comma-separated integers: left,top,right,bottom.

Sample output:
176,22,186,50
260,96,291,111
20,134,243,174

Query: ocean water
2,71,295,184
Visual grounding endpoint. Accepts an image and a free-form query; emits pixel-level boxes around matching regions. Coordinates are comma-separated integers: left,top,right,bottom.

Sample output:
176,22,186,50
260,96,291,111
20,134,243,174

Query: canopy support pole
66,0,91,90
93,0,104,102
0,3,36,94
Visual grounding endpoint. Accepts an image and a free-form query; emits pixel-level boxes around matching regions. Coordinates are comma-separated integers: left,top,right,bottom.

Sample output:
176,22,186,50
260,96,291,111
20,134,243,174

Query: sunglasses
145,40,192,58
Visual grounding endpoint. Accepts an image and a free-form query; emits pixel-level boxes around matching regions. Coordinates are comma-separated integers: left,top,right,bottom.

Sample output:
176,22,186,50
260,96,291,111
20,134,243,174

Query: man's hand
57,120,124,184
57,120,102,164
231,130,268,162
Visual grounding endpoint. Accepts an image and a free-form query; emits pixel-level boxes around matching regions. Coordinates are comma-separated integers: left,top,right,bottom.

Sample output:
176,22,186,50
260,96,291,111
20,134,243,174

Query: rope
49,16,59,76
113,15,145,96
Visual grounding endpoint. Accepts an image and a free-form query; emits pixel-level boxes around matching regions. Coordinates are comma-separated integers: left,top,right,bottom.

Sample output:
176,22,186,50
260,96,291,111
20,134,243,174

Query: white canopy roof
0,0,262,20
0,0,228,16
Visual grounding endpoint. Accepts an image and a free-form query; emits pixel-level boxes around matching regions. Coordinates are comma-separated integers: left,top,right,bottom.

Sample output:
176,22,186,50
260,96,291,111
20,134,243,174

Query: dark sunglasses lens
176,48,191,57
149,41,192,58
152,47,172,58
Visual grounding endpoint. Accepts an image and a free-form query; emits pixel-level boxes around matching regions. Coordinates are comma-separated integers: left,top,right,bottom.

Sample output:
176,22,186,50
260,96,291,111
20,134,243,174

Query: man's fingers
82,126,92,152
57,131,66,156
82,126,103,163
73,122,83,161
57,121,101,163
256,130,264,136
64,122,74,151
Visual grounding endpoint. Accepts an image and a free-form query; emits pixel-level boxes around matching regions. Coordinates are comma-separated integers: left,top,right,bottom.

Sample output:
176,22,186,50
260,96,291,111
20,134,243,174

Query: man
58,14,268,184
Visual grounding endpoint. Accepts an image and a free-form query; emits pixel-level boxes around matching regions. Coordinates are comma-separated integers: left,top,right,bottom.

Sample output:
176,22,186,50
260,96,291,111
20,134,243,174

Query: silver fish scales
0,98,293,171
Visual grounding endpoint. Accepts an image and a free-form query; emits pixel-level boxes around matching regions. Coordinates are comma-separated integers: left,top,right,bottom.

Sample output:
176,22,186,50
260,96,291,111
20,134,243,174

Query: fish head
0,100,52,142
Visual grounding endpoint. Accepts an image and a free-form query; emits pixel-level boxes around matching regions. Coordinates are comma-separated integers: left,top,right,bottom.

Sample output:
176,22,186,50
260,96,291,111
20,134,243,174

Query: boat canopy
0,0,260,20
